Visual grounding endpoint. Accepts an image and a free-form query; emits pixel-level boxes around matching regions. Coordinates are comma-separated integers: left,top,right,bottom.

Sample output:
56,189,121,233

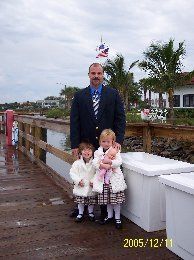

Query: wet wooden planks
0,146,181,259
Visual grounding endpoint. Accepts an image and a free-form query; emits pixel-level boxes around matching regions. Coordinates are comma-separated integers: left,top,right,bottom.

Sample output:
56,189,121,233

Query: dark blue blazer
70,85,126,149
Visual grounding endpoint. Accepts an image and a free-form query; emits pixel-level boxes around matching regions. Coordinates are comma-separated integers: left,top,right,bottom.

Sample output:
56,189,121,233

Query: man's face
88,65,104,88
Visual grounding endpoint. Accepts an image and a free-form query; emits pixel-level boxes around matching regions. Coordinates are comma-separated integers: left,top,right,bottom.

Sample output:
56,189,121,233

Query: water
46,130,72,183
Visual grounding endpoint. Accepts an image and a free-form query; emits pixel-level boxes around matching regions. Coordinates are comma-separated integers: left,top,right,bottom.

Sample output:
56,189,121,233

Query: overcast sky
0,0,193,103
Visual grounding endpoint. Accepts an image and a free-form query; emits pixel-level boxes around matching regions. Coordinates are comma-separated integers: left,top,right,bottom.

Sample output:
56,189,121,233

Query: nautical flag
96,38,109,58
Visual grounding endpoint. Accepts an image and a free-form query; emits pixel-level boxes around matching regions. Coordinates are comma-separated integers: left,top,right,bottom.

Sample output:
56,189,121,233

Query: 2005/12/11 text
123,238,173,248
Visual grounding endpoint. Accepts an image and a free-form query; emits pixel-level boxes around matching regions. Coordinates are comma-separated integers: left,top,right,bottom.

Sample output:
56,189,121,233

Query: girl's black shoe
75,214,84,222
99,216,113,225
88,213,95,222
115,219,122,229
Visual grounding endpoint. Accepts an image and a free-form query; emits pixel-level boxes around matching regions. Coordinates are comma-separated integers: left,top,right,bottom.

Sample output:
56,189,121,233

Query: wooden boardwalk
0,139,180,259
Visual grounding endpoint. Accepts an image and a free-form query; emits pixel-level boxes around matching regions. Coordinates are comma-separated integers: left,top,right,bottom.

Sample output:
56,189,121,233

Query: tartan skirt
74,195,97,205
97,184,125,205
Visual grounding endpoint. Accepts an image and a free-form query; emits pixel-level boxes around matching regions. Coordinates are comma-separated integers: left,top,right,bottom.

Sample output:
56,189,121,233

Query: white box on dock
159,173,194,260
121,152,194,232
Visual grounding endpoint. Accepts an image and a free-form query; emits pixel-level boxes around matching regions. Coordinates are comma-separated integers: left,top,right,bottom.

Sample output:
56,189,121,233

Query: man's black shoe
69,208,79,218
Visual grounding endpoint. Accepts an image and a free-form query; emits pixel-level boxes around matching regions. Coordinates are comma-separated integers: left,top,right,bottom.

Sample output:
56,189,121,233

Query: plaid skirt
97,184,125,205
74,195,97,205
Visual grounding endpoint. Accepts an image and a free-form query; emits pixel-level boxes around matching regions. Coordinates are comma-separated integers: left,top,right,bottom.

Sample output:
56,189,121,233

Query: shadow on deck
0,135,180,259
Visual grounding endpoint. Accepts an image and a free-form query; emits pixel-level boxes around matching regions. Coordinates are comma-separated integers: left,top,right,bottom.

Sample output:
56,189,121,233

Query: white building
143,77,194,108
36,100,60,108
166,77,194,108
142,92,167,107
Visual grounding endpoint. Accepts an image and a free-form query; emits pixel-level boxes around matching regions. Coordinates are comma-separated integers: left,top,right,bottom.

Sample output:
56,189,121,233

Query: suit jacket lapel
97,85,107,121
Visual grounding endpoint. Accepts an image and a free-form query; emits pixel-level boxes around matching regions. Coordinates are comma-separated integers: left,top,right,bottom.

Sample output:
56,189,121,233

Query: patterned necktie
92,90,100,119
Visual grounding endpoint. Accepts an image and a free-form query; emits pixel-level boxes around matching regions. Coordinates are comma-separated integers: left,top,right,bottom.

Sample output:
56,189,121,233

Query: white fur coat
69,157,96,197
92,147,127,193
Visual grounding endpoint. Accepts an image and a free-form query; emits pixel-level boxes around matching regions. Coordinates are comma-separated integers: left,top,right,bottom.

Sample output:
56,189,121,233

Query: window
183,94,194,107
173,95,180,107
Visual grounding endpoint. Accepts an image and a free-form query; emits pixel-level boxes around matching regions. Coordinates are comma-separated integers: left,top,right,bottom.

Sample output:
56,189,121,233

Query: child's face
81,148,93,160
100,136,114,150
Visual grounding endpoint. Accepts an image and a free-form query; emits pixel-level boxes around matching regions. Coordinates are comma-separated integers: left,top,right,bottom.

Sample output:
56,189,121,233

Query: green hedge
45,108,70,119
173,118,194,126
174,108,194,118
126,112,143,123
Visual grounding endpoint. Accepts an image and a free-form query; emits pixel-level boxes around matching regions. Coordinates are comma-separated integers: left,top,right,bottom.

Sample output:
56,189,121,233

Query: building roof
181,72,194,85
188,76,194,85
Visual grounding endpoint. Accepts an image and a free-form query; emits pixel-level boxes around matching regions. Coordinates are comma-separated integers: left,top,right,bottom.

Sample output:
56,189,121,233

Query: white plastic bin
159,173,194,260
121,152,194,232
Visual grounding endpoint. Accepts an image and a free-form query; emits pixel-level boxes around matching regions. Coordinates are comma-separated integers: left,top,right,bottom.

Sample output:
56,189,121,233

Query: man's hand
113,142,121,151
72,148,79,159
78,180,84,187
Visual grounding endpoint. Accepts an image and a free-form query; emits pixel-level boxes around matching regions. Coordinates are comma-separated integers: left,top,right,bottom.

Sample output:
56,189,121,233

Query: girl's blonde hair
99,129,116,142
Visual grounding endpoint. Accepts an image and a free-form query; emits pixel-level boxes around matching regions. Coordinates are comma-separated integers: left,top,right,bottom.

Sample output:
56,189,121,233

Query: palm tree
103,54,139,110
60,86,79,109
139,79,148,102
139,77,165,108
139,39,194,119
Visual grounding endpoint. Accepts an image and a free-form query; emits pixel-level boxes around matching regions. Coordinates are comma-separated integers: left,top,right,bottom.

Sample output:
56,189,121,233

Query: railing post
40,128,47,163
143,123,152,153
34,126,47,163
34,126,40,159
24,123,30,152
5,110,14,146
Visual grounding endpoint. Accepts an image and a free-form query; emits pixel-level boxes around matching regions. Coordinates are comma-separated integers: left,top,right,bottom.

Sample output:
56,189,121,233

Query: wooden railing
125,122,194,152
1,114,191,195
14,115,74,196
15,115,194,157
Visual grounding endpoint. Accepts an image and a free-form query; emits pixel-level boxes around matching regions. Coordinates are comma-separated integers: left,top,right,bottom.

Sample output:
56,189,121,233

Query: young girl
69,142,96,222
92,129,127,229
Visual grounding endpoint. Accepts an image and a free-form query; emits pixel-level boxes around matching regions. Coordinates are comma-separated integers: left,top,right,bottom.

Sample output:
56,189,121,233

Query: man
70,62,126,219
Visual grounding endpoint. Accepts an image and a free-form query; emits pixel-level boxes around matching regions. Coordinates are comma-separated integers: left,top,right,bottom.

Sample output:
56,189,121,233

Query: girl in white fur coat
70,142,96,222
92,129,127,229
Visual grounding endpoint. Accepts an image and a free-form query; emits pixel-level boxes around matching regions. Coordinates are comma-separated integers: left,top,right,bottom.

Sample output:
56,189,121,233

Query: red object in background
4,110,14,146
143,109,150,116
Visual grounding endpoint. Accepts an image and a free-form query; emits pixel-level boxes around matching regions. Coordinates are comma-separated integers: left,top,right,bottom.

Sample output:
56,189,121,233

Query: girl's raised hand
113,142,121,151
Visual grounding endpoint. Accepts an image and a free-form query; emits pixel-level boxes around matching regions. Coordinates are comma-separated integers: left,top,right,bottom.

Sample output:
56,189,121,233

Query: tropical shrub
174,108,194,118
126,111,143,123
45,108,70,119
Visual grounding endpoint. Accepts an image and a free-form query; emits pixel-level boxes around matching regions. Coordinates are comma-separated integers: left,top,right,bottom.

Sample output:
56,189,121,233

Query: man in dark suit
70,62,126,219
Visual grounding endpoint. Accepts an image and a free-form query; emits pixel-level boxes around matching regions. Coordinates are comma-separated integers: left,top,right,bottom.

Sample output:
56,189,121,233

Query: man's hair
78,142,95,154
99,129,116,142
88,63,104,73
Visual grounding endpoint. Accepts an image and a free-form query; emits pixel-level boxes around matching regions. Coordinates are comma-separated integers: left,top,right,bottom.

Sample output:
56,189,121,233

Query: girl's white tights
88,204,94,214
78,204,94,215
78,203,84,215
107,204,121,219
